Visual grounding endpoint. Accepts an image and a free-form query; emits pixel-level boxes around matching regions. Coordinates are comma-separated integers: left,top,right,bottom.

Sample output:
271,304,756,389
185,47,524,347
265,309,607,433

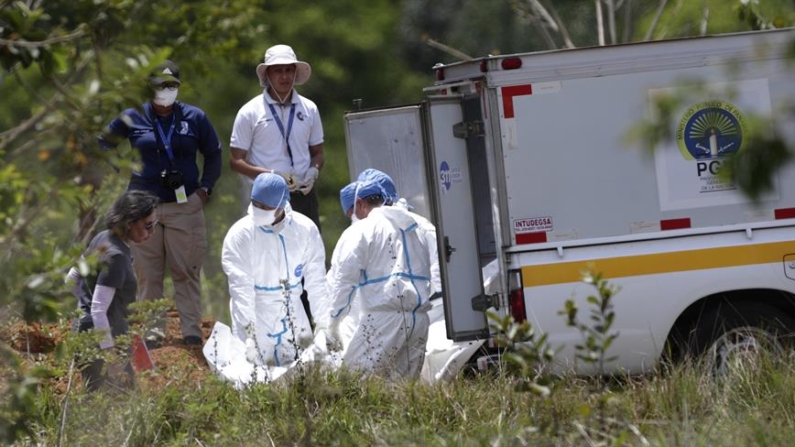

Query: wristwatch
201,187,212,197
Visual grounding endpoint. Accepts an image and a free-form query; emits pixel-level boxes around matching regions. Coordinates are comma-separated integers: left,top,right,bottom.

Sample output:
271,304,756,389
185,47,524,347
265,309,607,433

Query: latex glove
326,324,343,353
298,167,319,196
274,171,300,193
245,337,259,364
64,267,80,284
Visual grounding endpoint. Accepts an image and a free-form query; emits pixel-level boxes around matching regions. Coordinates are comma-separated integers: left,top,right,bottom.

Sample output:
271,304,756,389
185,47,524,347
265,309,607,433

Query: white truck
344,29,795,376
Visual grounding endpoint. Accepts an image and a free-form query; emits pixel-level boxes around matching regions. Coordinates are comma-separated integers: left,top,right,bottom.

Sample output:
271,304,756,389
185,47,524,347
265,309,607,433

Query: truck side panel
500,61,795,245
514,226,795,374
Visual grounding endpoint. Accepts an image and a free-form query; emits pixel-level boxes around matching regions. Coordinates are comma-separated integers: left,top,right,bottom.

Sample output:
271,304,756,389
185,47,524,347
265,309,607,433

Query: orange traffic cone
131,335,154,371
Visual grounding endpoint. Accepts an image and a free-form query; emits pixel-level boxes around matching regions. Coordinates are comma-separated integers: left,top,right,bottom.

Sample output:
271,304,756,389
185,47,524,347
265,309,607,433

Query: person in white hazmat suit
326,179,433,379
343,170,488,382
356,169,441,295
222,172,327,368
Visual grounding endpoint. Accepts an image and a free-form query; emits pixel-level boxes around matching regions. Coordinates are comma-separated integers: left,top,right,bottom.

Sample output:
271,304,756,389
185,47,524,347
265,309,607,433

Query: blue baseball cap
251,173,290,209
357,169,398,205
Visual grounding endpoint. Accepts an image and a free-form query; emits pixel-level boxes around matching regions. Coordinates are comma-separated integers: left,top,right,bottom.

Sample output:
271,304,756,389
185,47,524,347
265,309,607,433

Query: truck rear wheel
688,301,795,377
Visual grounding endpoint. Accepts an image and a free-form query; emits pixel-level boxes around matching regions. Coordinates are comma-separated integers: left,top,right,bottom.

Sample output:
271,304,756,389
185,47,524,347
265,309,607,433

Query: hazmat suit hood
369,205,419,231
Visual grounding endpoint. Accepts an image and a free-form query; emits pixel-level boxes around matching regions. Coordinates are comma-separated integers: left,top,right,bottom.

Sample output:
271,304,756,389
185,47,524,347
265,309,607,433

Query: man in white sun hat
229,44,324,231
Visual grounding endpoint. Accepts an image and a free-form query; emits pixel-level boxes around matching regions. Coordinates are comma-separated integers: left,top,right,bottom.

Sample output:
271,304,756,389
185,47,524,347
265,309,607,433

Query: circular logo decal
677,100,745,161
440,161,451,191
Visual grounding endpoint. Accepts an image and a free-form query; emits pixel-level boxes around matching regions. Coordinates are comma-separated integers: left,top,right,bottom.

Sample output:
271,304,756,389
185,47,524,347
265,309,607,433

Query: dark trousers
289,188,319,327
75,319,134,392
289,188,320,232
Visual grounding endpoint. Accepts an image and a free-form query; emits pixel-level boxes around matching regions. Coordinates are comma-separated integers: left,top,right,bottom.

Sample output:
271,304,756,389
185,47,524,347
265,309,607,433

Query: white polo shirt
230,89,324,183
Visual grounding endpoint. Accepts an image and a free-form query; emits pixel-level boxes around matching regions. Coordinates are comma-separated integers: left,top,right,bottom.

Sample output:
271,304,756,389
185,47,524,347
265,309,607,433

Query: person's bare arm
229,147,270,179
308,143,324,170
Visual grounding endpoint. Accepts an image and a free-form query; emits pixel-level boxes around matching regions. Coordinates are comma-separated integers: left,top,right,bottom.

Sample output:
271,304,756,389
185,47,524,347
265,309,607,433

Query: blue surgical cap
357,169,398,205
339,182,357,215
355,179,385,201
251,173,290,209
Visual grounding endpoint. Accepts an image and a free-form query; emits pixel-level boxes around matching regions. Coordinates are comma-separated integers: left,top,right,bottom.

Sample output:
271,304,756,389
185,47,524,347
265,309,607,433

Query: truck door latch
444,236,456,262
453,120,484,139
471,294,498,312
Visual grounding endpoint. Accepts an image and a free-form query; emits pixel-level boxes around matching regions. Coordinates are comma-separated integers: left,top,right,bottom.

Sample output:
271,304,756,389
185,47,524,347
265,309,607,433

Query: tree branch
700,5,709,36
606,0,617,45
535,0,576,49
644,0,669,41
0,55,93,154
528,0,559,32
424,37,473,61
623,0,633,43
595,0,606,46
510,0,557,49
0,27,87,48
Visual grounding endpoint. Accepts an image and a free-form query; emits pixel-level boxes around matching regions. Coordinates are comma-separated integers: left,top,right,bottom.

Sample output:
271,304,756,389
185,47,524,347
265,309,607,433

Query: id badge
175,185,188,204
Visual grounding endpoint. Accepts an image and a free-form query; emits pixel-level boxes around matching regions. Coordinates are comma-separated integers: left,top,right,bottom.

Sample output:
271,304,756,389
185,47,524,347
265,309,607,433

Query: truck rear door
344,105,432,219
424,96,490,341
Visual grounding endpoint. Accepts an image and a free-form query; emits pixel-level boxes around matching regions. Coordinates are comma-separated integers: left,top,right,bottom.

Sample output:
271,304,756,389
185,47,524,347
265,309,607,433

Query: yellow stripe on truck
521,240,794,287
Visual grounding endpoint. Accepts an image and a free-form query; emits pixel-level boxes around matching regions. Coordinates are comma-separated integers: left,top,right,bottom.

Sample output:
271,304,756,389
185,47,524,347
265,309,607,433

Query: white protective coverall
327,205,433,379
399,202,442,296
221,203,327,367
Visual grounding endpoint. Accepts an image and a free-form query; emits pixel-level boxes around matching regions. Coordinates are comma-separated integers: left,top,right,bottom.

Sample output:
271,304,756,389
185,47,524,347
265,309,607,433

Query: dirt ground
1,309,218,393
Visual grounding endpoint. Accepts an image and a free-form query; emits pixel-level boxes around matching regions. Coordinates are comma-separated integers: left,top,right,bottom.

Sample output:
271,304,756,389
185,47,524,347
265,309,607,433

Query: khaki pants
132,192,206,339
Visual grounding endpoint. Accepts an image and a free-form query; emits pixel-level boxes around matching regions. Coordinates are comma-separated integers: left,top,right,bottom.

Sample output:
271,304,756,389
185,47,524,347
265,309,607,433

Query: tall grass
6,274,795,446
13,353,795,446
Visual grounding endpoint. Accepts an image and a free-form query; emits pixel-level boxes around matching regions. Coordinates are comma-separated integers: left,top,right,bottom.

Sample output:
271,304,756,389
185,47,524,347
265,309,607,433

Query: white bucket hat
256,44,312,88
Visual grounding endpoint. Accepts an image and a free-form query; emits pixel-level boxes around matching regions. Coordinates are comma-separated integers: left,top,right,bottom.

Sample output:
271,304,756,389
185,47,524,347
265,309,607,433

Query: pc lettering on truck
344,28,795,377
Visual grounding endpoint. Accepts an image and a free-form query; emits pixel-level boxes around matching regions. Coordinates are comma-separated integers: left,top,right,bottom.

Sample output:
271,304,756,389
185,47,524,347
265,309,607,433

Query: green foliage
637,0,795,41
722,122,793,202
560,269,620,375
488,311,554,396
8,272,795,445
125,298,172,330
623,85,694,155
0,1,65,73
0,343,53,444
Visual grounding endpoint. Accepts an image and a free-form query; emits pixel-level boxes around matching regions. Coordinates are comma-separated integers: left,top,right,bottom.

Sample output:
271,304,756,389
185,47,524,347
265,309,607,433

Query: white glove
245,337,259,364
298,167,319,196
325,324,343,353
64,267,80,284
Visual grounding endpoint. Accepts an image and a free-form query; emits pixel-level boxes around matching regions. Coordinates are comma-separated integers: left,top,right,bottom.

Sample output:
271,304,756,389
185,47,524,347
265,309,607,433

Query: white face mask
251,206,278,226
153,88,179,107
350,199,360,224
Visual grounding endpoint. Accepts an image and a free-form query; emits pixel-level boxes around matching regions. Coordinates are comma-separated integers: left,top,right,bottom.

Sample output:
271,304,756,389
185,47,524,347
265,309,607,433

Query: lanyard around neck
267,102,296,167
154,113,177,162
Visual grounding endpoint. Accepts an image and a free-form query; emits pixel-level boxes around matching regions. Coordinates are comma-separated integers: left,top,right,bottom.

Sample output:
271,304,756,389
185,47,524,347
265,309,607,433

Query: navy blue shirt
99,101,222,202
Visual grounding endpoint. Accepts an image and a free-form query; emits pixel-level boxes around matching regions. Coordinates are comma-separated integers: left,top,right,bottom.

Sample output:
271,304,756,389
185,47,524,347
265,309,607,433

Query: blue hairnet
339,182,357,214
251,173,290,209
355,179,385,201
357,169,398,205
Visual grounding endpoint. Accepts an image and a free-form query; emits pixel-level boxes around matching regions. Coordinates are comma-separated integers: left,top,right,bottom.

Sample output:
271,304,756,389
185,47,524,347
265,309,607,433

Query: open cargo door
343,105,431,219
424,97,490,341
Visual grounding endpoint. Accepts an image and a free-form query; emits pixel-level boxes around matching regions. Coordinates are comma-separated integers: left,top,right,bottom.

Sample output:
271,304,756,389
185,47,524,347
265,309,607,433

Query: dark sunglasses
152,83,179,91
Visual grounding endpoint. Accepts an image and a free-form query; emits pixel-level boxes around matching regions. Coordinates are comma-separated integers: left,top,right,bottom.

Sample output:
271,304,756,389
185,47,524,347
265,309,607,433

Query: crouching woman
70,190,159,391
